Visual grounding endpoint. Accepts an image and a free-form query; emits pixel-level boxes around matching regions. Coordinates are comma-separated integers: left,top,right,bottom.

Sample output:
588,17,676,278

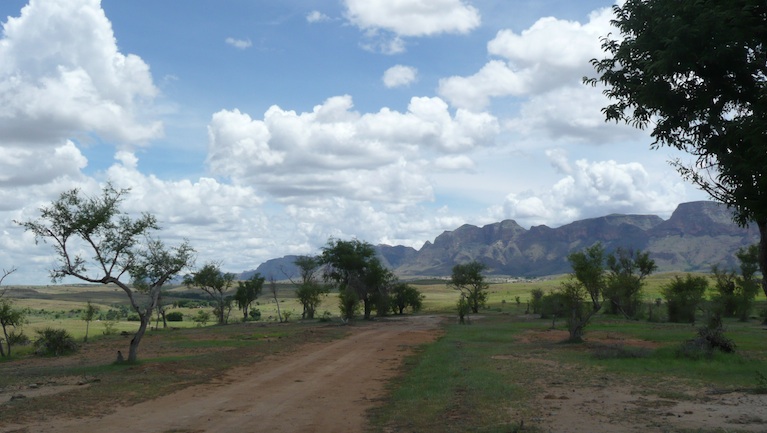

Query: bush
249,308,261,321
529,288,544,314
661,274,708,323
677,314,736,359
193,310,211,327
539,291,568,320
33,328,78,357
166,311,183,322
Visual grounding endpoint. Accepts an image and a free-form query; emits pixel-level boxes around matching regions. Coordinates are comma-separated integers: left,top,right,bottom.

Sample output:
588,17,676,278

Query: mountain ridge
244,201,758,280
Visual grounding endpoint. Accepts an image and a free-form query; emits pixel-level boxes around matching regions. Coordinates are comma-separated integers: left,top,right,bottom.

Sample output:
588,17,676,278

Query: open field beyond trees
0,278,766,432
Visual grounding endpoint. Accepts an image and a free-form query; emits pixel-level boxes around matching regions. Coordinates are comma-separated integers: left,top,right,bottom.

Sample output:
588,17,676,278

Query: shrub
539,291,568,320
166,311,183,322
127,314,140,322
677,314,735,359
193,310,211,327
249,308,261,321
102,319,119,335
661,274,708,323
529,288,544,314
33,328,77,356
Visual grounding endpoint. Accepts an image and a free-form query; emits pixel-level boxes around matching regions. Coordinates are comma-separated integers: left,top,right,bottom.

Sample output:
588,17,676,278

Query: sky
0,0,710,285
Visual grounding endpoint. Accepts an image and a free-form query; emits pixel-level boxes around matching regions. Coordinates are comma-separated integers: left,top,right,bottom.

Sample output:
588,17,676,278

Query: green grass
370,317,534,433
370,306,767,433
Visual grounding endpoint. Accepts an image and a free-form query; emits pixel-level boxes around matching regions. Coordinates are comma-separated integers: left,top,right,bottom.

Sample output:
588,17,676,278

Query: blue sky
0,0,708,284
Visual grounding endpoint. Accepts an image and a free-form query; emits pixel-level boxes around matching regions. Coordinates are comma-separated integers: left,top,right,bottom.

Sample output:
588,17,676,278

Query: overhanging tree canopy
585,0,767,296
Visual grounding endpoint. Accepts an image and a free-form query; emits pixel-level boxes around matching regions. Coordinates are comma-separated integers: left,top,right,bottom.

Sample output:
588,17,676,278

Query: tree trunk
128,313,151,363
84,321,90,342
363,298,372,320
757,220,767,324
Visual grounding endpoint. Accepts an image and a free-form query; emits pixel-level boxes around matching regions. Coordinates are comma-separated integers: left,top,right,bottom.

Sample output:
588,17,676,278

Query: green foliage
234,273,264,322
604,248,656,318
529,288,544,314
321,238,392,320
586,0,767,306
102,319,119,335
193,310,211,327
184,262,236,325
389,283,424,315
661,274,708,323
337,288,360,322
166,311,183,322
711,246,761,321
456,294,470,324
0,298,26,357
18,183,195,363
33,327,78,357
539,291,568,321
448,261,489,314
249,308,261,321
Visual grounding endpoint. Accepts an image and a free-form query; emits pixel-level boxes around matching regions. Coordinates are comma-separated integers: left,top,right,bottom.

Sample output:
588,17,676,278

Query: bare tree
268,276,282,322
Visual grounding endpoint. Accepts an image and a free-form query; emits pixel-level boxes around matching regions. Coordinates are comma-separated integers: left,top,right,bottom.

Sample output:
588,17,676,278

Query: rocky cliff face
246,201,759,279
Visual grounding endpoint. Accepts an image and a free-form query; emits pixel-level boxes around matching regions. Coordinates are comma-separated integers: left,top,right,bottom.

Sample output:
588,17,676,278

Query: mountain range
245,201,759,280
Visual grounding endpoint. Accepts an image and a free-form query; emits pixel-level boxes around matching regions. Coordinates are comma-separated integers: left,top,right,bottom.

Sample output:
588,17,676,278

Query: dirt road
3,315,442,433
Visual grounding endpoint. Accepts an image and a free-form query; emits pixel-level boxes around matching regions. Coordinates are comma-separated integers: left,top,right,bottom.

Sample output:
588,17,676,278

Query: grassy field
369,305,767,433
2,276,766,431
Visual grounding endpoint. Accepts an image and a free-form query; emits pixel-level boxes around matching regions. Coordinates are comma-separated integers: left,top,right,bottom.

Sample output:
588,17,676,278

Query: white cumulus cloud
344,0,480,53
225,37,252,49
494,153,688,228
383,65,418,88
0,0,162,145
207,95,499,207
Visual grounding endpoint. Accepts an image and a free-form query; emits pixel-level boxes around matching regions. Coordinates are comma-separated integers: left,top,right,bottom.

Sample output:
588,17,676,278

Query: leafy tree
19,185,194,363
291,256,329,320
234,273,264,322
586,0,767,304
448,261,488,314
559,243,607,342
711,245,761,321
604,248,657,318
320,238,390,320
184,262,235,325
390,283,424,315
0,299,25,357
661,274,709,323
81,301,100,342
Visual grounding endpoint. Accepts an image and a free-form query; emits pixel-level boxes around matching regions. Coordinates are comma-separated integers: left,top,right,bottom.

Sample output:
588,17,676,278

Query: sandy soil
1,315,442,433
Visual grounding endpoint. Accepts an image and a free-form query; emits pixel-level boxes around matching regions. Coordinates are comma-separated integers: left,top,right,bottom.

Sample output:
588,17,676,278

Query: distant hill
240,201,759,280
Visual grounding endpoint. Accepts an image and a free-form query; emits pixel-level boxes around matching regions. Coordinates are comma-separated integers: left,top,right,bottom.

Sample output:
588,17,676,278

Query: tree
448,261,489,314
268,275,283,322
320,238,390,320
184,262,235,325
603,248,656,318
585,0,767,304
661,274,709,323
20,185,194,363
291,256,329,320
234,273,264,322
390,283,424,315
81,301,100,342
561,243,607,342
711,245,761,320
0,299,25,357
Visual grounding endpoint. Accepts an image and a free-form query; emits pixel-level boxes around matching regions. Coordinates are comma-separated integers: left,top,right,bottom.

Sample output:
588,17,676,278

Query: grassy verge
369,307,767,433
